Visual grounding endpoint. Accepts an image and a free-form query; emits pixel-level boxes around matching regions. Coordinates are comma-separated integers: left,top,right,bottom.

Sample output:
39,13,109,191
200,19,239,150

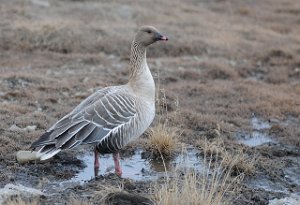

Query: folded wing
31,87,137,160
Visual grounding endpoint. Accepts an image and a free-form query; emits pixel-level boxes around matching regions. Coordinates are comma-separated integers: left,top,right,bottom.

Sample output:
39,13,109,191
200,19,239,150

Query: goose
31,26,168,176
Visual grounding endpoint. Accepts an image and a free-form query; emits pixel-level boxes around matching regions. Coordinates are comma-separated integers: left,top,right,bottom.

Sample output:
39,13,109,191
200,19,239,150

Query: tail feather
55,121,88,148
30,131,53,148
36,145,61,161
31,122,86,160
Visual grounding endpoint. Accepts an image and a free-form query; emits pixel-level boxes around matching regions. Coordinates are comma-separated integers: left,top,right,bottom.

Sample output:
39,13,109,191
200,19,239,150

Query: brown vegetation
154,156,242,205
197,139,256,176
3,198,39,205
0,0,300,204
144,124,179,160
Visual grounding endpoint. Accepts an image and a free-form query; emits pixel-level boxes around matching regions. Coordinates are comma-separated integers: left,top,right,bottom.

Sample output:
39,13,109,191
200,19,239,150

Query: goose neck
129,41,147,80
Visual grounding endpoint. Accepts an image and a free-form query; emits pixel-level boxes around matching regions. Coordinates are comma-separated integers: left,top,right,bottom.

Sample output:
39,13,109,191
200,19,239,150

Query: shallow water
239,117,300,196
246,176,290,194
237,131,274,147
251,117,271,130
237,116,275,147
71,147,203,182
246,159,300,195
268,194,300,205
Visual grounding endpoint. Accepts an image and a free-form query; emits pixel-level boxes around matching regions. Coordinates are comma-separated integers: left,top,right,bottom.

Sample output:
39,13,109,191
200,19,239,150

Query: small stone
82,77,89,83
105,165,115,173
0,183,45,204
105,192,154,205
9,124,23,131
25,125,37,131
16,151,39,163
229,60,237,67
141,151,151,159
268,194,300,205
123,179,136,191
61,91,69,97
9,124,37,132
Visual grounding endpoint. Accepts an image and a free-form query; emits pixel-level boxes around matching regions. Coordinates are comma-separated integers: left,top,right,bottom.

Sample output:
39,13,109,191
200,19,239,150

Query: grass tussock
222,149,256,176
197,139,256,176
92,184,152,205
68,196,92,205
3,197,38,205
154,156,241,205
145,124,179,159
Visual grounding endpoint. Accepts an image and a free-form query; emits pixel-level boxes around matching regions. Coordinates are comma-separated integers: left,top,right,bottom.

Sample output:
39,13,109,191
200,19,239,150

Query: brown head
134,26,168,47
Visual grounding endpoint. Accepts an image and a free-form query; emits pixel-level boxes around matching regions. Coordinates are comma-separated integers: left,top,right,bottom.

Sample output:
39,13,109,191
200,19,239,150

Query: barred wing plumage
31,86,137,160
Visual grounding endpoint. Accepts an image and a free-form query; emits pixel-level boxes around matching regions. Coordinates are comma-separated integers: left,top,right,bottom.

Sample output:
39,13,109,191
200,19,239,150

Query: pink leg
94,149,100,177
113,152,122,177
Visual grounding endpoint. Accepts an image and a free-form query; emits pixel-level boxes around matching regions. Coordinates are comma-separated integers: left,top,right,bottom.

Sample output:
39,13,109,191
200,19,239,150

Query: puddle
268,194,300,205
33,147,203,192
246,176,290,194
71,147,203,182
34,147,204,194
251,116,271,130
246,160,300,196
237,131,274,147
244,156,300,196
237,116,275,147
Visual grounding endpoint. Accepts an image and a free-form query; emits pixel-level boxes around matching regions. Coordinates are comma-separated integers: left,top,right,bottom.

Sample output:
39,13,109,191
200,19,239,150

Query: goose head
134,26,168,47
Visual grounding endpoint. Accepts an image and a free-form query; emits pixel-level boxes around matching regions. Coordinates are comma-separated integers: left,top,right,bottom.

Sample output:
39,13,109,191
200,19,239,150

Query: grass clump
154,156,241,205
222,149,256,176
145,124,179,159
3,197,39,205
197,139,256,176
68,196,92,205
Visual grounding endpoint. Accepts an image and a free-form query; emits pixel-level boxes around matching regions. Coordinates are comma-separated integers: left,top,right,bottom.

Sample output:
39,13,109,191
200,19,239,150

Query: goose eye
147,30,152,34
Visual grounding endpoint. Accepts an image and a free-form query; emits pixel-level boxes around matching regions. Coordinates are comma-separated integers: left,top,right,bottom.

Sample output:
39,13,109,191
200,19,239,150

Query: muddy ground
0,0,300,204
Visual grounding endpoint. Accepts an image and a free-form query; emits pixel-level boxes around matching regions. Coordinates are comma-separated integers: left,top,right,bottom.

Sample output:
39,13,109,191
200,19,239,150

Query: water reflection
237,116,275,147
70,147,202,182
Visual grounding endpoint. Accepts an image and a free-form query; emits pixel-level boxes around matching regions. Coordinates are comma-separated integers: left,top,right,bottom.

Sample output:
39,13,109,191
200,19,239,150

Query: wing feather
31,86,137,158
55,121,88,148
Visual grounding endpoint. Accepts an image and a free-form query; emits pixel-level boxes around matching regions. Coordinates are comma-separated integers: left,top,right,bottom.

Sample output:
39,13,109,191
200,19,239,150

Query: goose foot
94,149,100,177
113,152,122,177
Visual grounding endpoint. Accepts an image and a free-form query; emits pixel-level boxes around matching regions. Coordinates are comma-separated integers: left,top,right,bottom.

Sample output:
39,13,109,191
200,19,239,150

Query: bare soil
0,0,300,204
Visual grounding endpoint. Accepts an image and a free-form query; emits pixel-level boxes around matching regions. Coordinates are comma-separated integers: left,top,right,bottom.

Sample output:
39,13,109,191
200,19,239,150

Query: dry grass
222,149,256,176
154,155,242,205
0,0,299,204
68,196,92,205
197,139,256,176
144,124,179,159
93,184,123,202
3,196,92,205
91,184,152,205
10,22,86,53
2,197,39,205
0,0,299,163
258,156,285,177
